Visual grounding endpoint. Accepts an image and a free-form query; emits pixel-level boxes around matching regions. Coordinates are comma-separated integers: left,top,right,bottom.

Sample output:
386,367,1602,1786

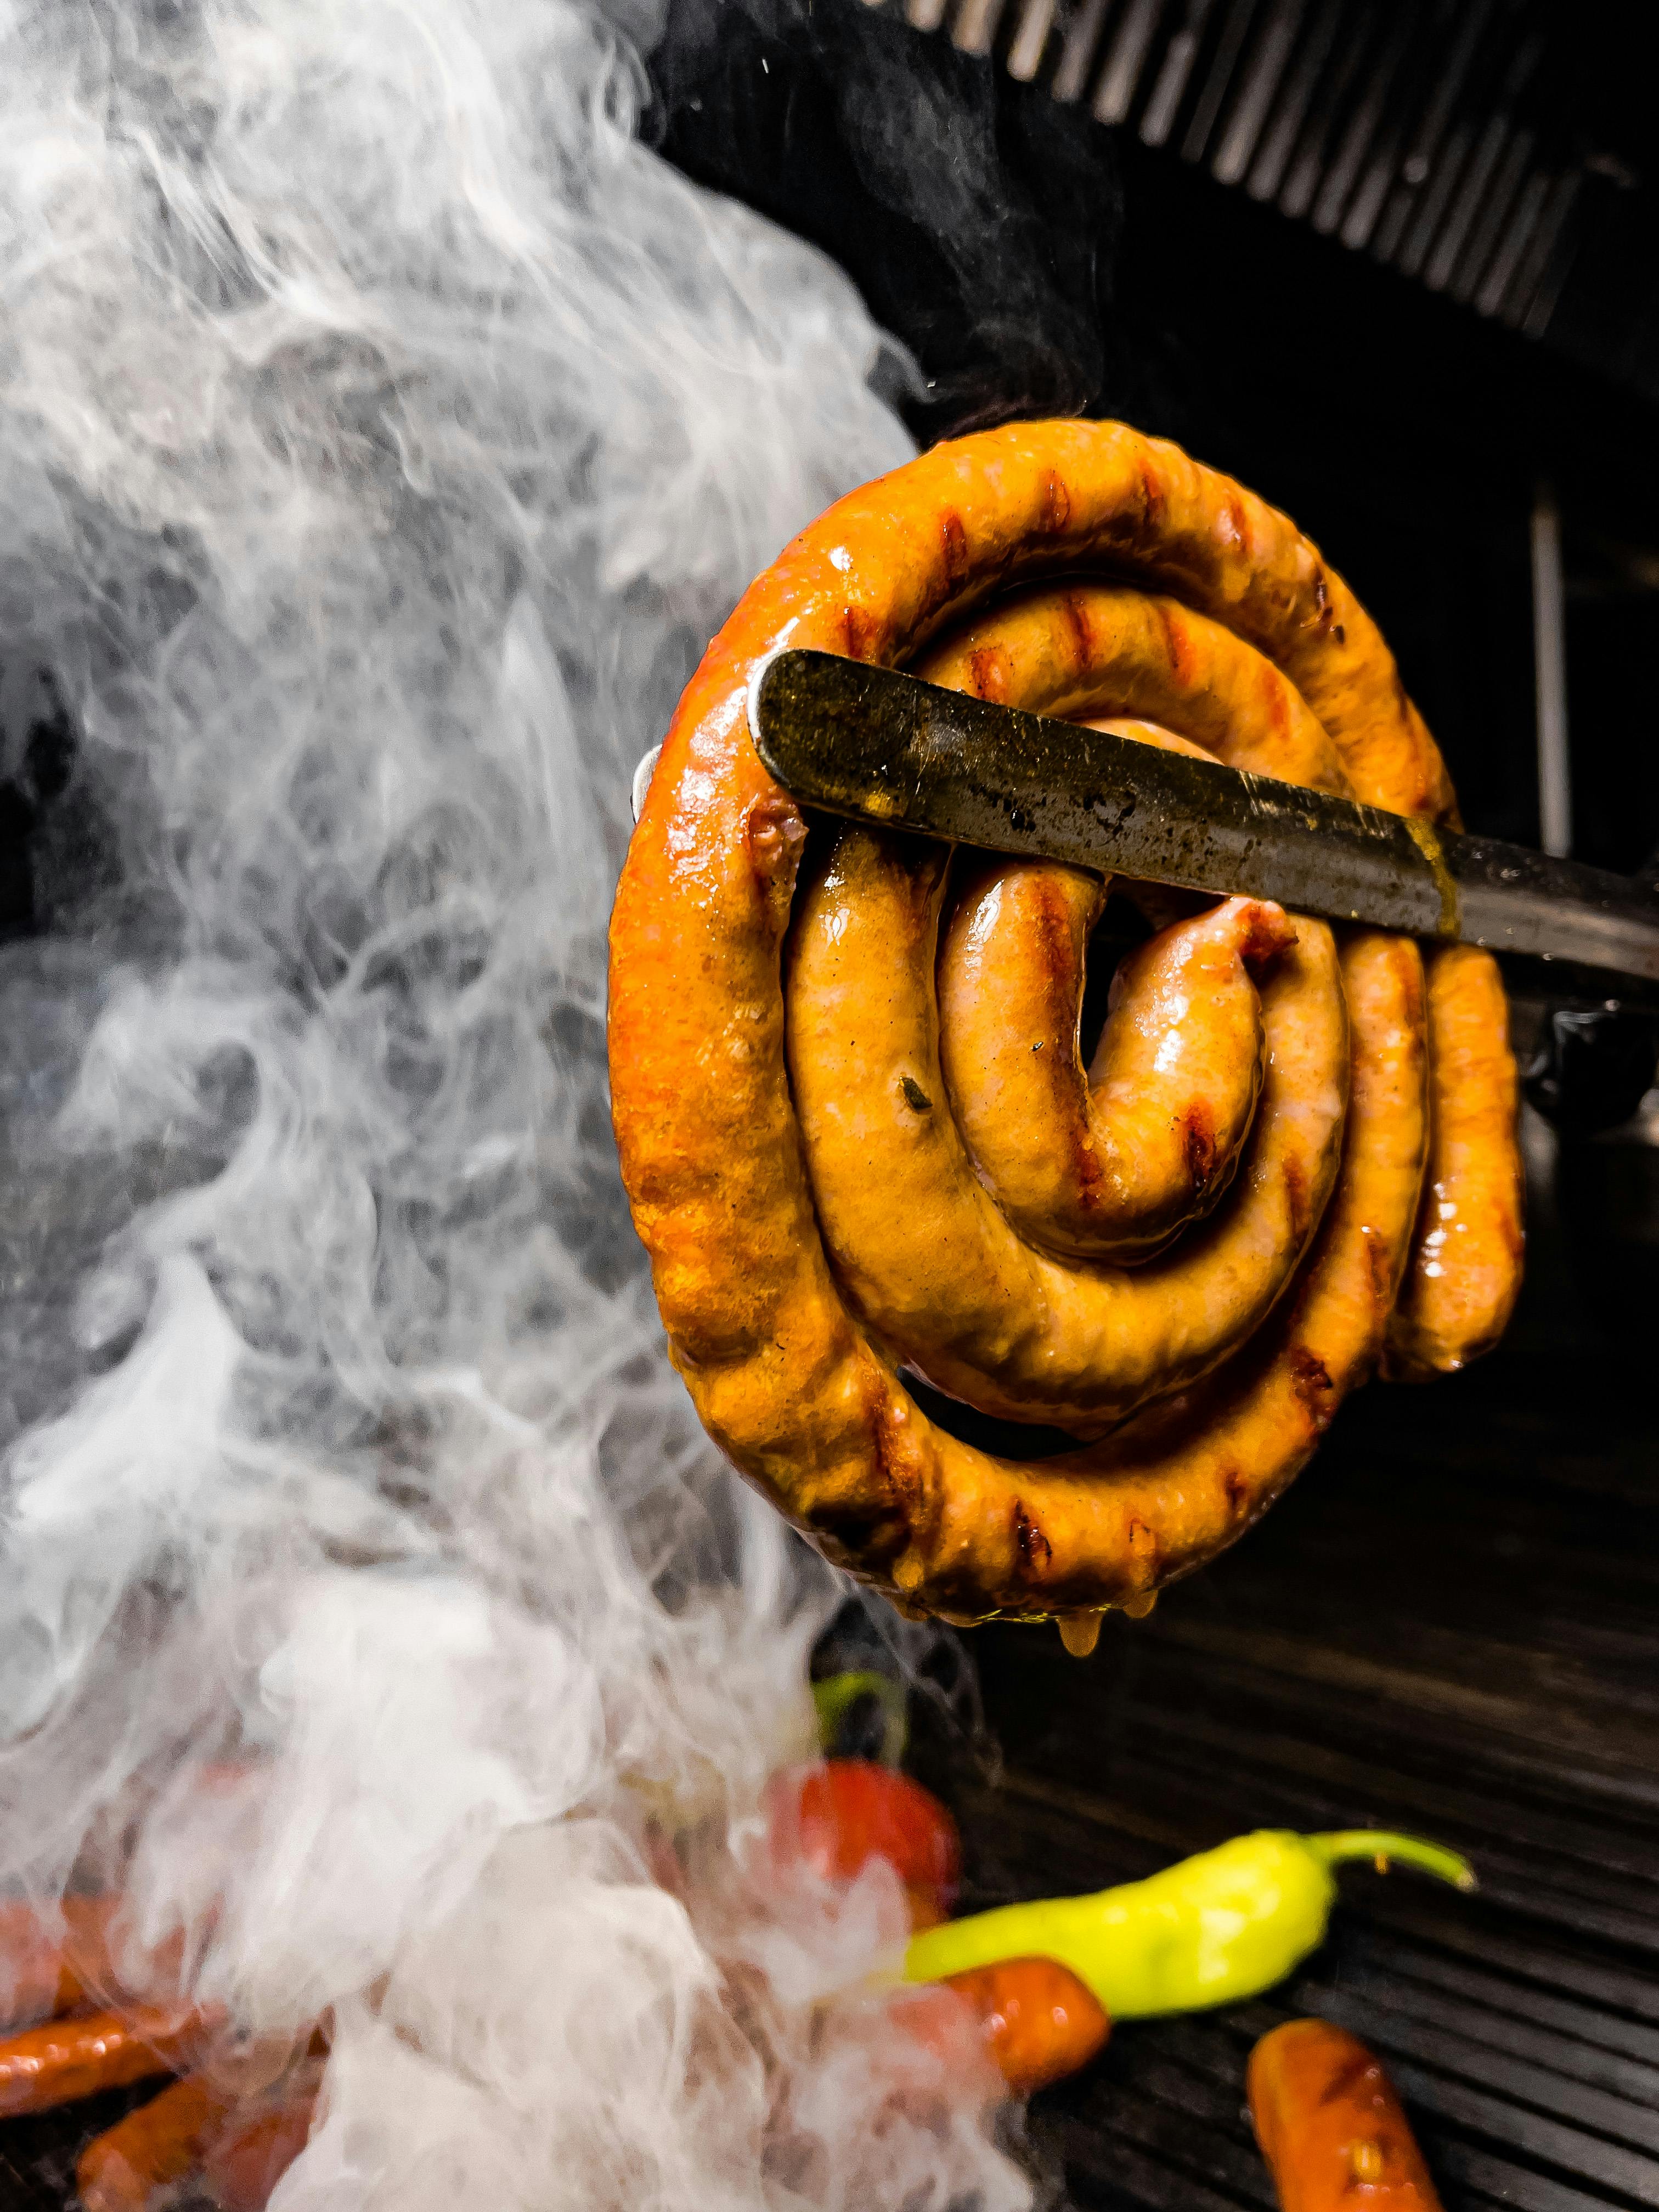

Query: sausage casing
1249,2017,1443,2212
608,420,1521,1620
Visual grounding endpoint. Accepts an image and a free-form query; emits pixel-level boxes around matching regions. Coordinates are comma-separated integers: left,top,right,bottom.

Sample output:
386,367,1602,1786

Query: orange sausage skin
0,2006,200,2117
1248,2019,1443,2212
1,1897,120,2030
942,1956,1110,2094
202,2089,320,2212
77,2075,228,2212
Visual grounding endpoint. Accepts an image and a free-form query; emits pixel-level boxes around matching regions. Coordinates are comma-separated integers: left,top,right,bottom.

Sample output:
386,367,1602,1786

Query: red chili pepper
766,1759,962,1919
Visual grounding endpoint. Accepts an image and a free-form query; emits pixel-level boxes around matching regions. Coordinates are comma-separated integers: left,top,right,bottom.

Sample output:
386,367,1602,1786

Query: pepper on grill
904,1828,1474,2017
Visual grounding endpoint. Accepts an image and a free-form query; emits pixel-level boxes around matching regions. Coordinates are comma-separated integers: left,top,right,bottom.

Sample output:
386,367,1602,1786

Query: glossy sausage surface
939,1956,1110,2095
77,2074,227,2212
608,420,1522,1620
0,2006,200,2117
1249,2017,1444,2212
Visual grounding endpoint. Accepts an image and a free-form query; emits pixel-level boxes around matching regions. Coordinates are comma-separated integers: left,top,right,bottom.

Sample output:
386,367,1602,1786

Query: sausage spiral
607,421,1522,1627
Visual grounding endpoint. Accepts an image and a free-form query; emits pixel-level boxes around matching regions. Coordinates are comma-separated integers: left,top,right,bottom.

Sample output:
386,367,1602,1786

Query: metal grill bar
935,1341,1659,2212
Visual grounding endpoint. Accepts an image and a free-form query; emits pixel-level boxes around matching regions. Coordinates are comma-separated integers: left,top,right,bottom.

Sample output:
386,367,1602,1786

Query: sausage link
940,869,1297,1261
609,419,1509,1619
1,1897,119,2032
1386,943,1523,1378
1249,2018,1443,2212
202,2085,320,2212
940,1957,1109,2095
0,2006,201,2117
77,2075,228,2212
789,831,1347,1434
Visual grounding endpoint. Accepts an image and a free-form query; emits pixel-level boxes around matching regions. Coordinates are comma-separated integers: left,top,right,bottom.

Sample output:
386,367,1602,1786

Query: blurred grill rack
915,1278,1659,2212
870,0,1659,397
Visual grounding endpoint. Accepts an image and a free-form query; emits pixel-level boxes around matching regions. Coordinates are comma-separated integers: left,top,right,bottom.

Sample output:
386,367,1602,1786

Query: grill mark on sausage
1262,670,1291,745
1040,470,1071,534
842,605,878,661
1154,595,1194,689
1181,1101,1217,1195
1062,590,1093,670
1135,458,1165,536
940,509,969,584
1220,1466,1248,1519
1364,1227,1395,1317
1013,1500,1053,1581
1282,1153,1311,1245
967,646,1011,703
1125,1514,1161,1596
855,1386,926,1549
1289,1346,1335,1427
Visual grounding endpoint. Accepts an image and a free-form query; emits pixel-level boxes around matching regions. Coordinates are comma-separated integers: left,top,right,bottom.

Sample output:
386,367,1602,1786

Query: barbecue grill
3,4,1656,2210
664,8,1659,2205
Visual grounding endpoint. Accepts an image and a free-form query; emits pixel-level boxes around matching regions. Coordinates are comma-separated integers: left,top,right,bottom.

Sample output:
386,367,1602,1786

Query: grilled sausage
77,2075,228,2212
1,1898,119,2031
608,419,1519,1621
1386,942,1524,1378
939,1957,1110,2095
0,2006,202,2117
939,874,1297,1262
201,2085,321,2212
1249,2017,1443,2212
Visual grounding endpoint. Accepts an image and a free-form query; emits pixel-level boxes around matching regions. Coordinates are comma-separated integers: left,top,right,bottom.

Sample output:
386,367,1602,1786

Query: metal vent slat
876,0,1624,347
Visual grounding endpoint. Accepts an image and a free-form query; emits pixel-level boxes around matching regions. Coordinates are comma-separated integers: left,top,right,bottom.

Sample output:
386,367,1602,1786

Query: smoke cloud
0,2,1029,2204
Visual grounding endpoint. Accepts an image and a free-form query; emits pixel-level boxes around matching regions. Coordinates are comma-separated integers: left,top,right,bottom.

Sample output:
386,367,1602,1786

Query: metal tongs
745,648,1659,1012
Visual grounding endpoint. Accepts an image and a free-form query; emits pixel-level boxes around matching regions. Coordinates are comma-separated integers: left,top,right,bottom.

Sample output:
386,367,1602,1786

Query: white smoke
0,2,1030,2205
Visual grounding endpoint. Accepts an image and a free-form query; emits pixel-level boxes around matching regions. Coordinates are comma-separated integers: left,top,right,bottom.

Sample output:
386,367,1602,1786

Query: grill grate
867,0,1618,346
6,1200,1657,2212
930,1308,1659,2212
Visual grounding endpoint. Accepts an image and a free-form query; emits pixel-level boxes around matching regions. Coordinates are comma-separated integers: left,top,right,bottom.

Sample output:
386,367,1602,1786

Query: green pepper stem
1306,1830,1476,1893
811,1671,908,1766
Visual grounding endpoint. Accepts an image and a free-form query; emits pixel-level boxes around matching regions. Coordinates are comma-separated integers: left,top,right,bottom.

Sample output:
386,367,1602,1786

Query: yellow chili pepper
904,1829,1474,2019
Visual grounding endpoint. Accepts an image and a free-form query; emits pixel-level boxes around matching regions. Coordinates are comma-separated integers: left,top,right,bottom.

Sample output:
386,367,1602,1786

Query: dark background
649,0,1659,871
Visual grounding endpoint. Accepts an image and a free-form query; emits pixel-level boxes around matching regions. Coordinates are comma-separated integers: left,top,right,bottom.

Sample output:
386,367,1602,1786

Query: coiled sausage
607,420,1521,1623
